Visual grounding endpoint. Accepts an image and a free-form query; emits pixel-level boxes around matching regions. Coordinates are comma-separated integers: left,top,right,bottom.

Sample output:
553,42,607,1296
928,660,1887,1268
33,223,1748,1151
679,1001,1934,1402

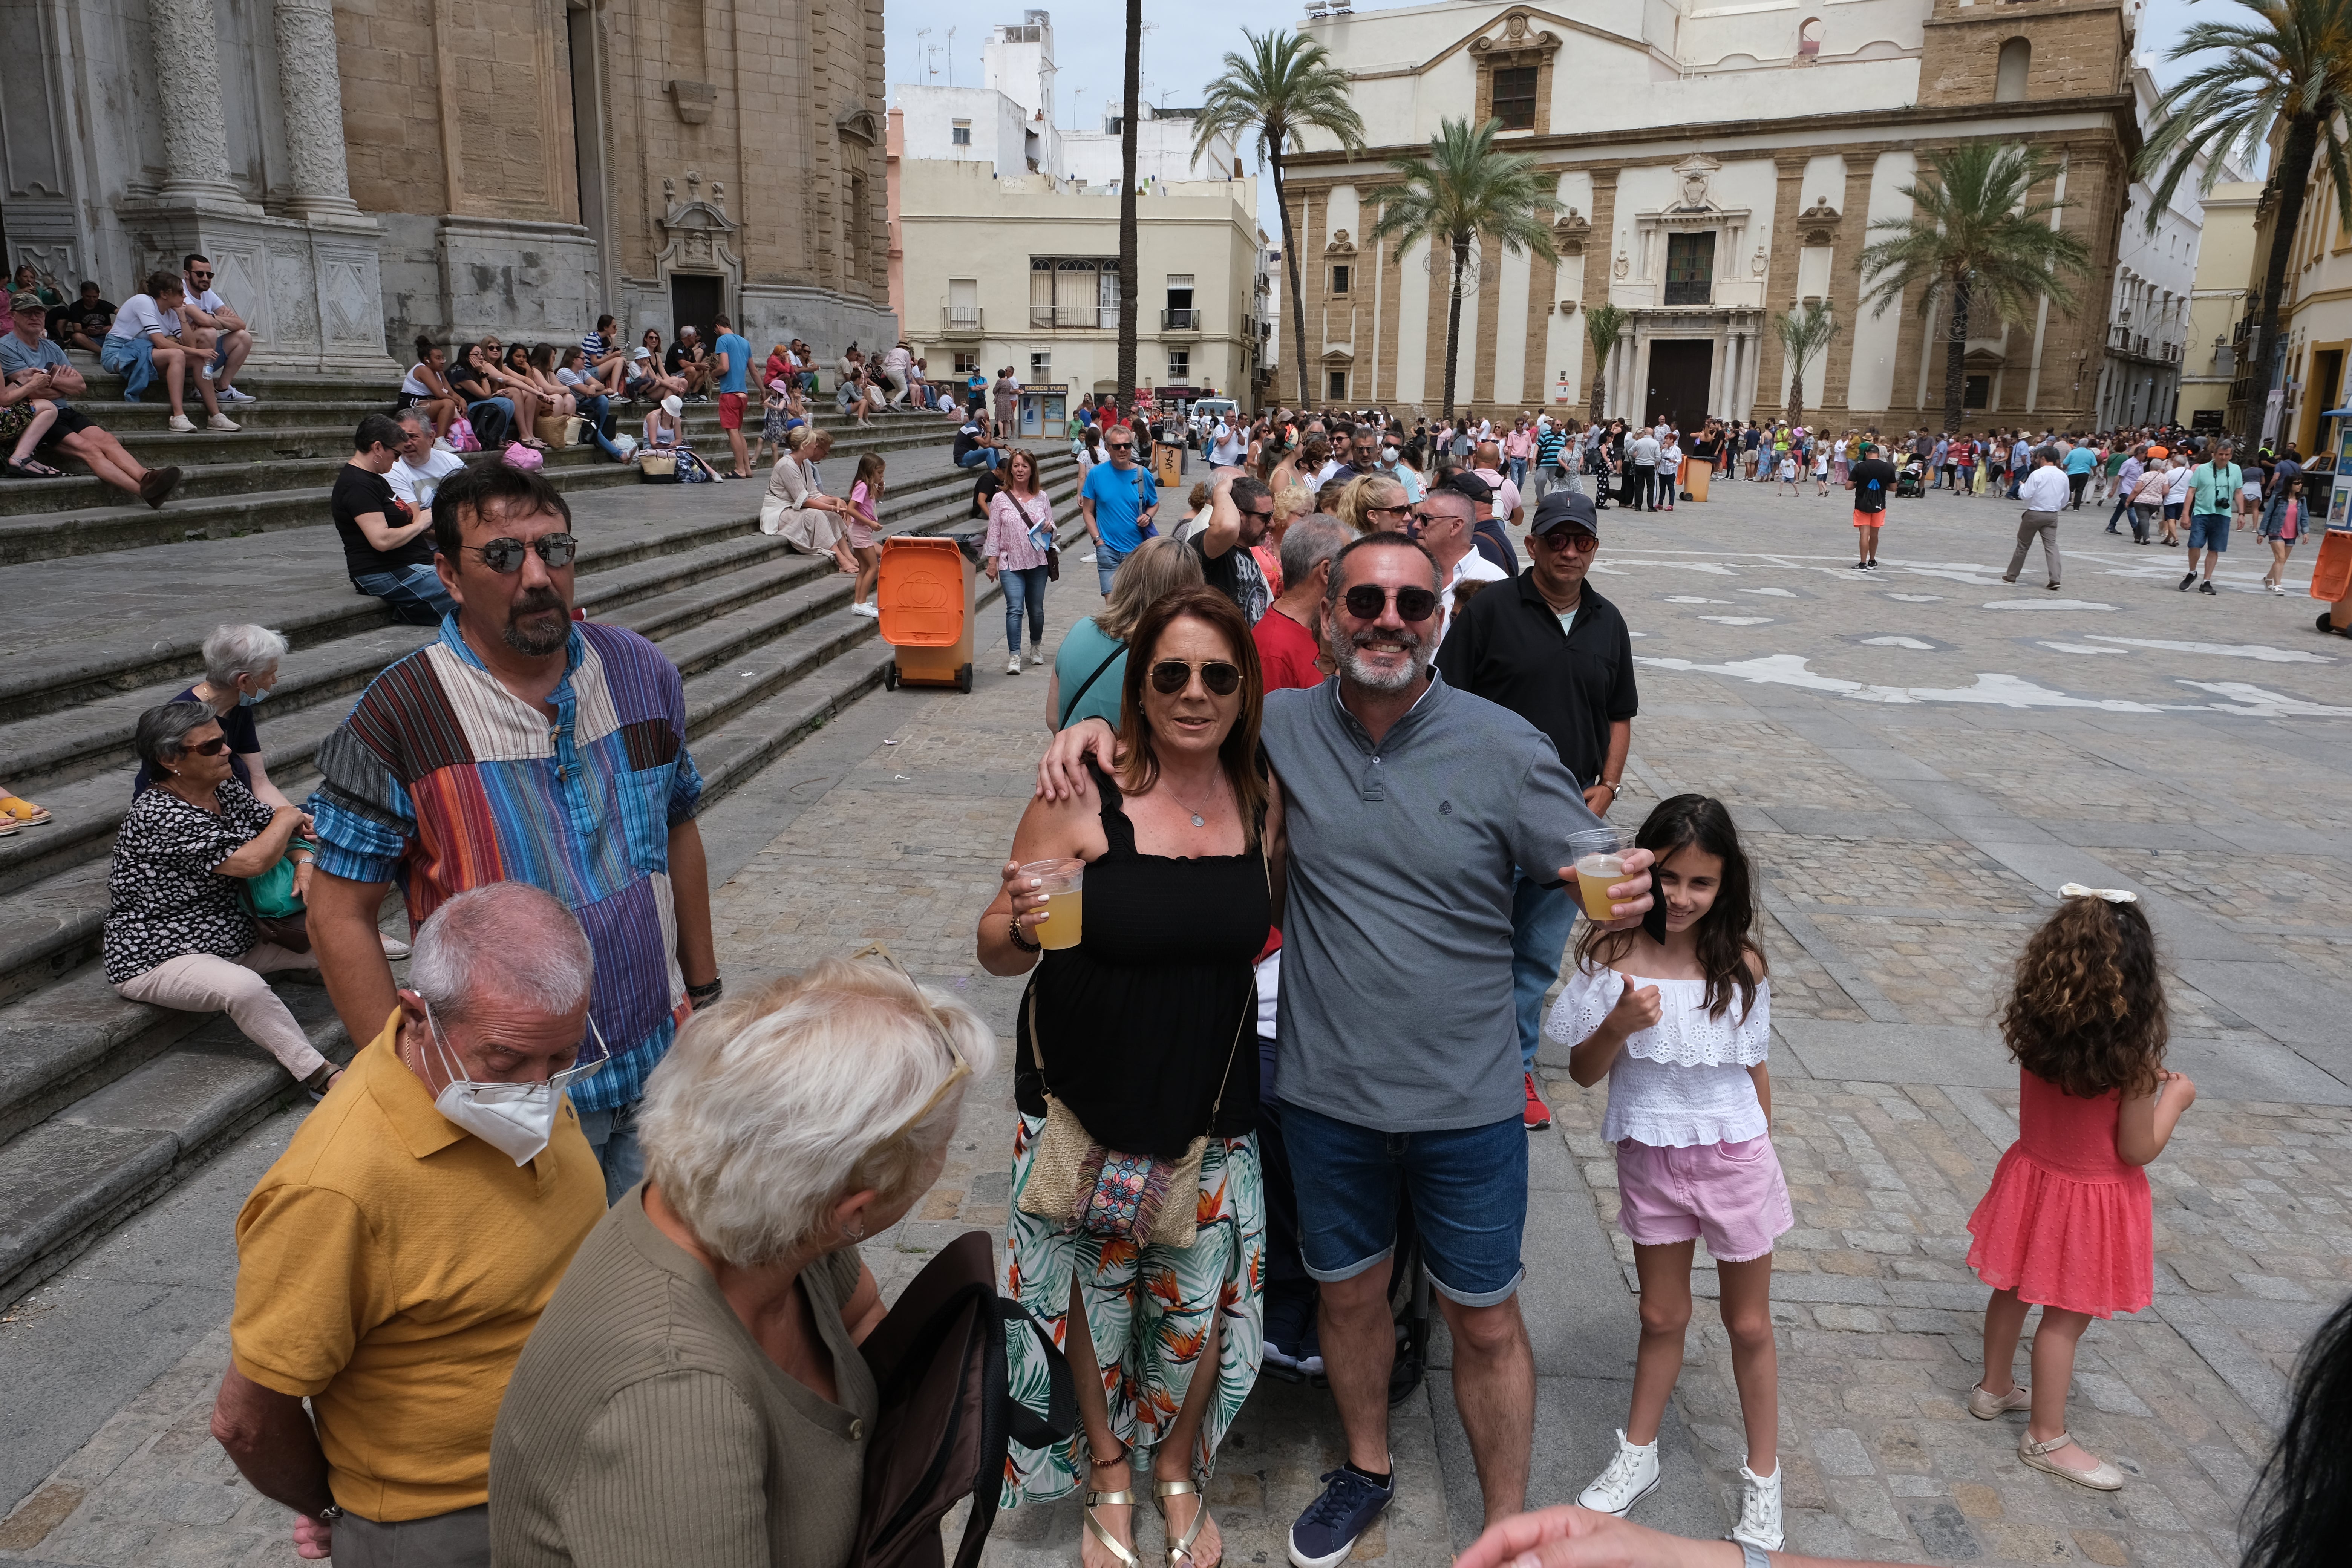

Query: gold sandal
1154,1478,1211,1568
1084,1444,1140,1568
2018,1431,2124,1491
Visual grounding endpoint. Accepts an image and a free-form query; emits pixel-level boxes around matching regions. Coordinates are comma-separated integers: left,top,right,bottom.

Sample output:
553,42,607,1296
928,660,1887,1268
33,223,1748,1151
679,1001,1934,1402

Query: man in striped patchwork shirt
305,462,718,1202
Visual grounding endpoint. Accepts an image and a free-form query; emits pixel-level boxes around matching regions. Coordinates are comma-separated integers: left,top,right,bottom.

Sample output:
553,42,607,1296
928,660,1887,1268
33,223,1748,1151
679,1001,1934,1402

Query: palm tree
1857,142,2092,433
1115,0,1143,407
1367,118,1562,417
2138,0,2352,418
1773,300,1839,430
1193,29,1367,408
1583,302,1629,421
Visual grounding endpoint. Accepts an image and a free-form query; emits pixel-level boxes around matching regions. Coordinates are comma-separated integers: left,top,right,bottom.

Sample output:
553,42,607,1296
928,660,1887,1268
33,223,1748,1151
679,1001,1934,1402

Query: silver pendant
1191,813,1205,827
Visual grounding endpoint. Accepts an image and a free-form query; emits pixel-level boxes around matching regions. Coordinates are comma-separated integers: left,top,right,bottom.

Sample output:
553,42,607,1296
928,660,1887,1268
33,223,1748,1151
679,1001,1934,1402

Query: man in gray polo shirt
1039,533,1654,1566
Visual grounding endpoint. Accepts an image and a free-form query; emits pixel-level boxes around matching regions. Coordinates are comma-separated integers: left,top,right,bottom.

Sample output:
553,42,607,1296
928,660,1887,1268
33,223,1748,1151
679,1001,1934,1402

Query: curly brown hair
2000,895,2168,1098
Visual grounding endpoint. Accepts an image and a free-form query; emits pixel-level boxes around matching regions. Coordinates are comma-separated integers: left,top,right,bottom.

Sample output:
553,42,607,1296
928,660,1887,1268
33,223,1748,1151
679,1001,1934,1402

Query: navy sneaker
1289,1466,1393,1567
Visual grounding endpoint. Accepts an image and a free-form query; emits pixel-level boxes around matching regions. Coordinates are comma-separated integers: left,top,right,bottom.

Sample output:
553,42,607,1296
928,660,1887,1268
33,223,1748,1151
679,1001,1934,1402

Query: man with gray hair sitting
210,881,608,1568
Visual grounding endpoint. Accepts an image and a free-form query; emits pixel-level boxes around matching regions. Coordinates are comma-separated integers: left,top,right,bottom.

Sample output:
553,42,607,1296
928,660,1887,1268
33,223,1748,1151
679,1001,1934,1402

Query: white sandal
2018,1431,2123,1491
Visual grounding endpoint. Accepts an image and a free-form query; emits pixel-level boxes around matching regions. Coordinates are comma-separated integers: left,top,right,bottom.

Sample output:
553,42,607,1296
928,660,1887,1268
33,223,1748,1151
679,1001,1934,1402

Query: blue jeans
1001,564,1049,651
1510,871,1578,1075
352,564,455,626
1507,456,1528,487
958,447,1000,471
100,336,157,401
1278,1099,1528,1307
573,393,629,460
1095,545,1127,594
575,1100,643,1206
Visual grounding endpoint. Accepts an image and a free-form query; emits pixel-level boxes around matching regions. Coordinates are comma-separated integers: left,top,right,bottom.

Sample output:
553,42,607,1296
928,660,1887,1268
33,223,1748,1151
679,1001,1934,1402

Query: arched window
1994,38,2030,102
1798,18,1823,59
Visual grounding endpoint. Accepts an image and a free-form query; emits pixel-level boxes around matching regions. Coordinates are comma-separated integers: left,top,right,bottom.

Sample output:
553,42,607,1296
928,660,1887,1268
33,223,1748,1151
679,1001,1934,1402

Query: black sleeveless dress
1017,763,1268,1160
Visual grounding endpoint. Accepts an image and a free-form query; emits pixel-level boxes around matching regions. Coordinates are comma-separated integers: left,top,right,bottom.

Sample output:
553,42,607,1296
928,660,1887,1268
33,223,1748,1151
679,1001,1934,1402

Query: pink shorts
1615,1135,1793,1262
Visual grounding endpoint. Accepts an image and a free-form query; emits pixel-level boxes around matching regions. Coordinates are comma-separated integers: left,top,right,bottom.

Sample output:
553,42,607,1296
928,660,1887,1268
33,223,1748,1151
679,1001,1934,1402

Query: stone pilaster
1749,156,1807,419
273,0,362,220
1581,172,1618,420
149,0,249,209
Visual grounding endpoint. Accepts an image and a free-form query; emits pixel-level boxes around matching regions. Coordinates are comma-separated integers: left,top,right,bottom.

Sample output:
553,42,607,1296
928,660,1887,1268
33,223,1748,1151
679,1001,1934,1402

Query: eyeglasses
188,270,213,281
465,534,578,573
1107,442,1134,452
183,736,231,757
851,943,974,1141
1343,584,1440,622
1149,659,1243,696
1532,528,1599,552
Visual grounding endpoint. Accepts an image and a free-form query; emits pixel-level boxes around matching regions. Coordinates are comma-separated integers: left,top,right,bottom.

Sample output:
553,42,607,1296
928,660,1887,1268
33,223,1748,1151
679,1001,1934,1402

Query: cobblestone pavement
5,474,2349,1566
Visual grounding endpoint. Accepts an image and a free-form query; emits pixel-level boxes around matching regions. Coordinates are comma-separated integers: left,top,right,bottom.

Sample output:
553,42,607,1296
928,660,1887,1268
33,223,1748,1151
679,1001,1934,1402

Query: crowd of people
19,318,2331,1568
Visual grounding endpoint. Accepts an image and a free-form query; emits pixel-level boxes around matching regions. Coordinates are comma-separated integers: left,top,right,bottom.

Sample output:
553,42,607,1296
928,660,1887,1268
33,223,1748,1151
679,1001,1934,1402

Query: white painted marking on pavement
2036,642,2130,655
1740,587,1798,597
1860,636,1936,649
1663,595,1732,604
1886,593,1943,602
2176,681,2352,717
1633,652,2167,711
1981,599,2117,612
2087,636,2334,664
1697,616,1776,625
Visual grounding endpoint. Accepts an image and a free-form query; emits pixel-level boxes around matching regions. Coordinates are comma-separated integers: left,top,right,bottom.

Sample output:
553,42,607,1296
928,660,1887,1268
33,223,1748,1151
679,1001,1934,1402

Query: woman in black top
978,588,1282,1568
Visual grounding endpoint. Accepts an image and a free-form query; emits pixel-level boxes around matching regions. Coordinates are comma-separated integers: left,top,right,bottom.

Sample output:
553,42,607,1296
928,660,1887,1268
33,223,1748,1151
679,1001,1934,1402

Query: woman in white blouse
760,426,858,575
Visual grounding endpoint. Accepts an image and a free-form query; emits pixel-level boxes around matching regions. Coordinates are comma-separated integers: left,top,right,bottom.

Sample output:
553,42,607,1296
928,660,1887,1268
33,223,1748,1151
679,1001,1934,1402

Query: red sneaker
1523,1071,1552,1130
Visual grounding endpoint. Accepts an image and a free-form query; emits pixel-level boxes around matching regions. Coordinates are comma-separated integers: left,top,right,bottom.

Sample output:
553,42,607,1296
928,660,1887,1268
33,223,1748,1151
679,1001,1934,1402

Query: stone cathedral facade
1283,0,2136,432
0,0,895,371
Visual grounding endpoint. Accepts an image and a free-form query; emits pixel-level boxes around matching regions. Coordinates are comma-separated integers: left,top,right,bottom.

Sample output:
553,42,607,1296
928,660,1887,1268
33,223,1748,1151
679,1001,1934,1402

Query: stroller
1895,455,1928,498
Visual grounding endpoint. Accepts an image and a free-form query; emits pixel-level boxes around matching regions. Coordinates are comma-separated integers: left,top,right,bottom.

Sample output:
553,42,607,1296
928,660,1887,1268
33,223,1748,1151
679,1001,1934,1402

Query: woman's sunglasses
183,736,231,757
1342,585,1440,622
466,534,578,573
1149,660,1243,696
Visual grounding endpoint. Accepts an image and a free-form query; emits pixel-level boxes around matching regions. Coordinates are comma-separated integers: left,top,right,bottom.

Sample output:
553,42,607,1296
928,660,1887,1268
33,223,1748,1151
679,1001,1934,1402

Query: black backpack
851,1230,1073,1568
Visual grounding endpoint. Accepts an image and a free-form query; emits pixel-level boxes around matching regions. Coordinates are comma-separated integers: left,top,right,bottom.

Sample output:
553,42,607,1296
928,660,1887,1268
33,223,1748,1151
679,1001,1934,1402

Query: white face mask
419,1002,606,1166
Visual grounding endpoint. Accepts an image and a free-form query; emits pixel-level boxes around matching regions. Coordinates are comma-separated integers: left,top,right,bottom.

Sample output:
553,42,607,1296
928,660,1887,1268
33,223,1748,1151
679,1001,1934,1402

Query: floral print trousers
1000,1114,1266,1508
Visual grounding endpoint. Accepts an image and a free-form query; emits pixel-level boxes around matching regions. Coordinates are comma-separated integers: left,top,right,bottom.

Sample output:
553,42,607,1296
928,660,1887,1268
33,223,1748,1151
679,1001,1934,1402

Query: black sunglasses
1343,584,1440,622
1107,442,1135,452
466,534,578,573
184,736,231,756
1533,528,1598,551
1148,659,1243,696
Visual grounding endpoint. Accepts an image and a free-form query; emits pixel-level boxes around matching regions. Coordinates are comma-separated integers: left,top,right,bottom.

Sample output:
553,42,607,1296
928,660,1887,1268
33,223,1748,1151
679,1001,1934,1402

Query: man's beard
1327,617,1430,694
503,587,571,655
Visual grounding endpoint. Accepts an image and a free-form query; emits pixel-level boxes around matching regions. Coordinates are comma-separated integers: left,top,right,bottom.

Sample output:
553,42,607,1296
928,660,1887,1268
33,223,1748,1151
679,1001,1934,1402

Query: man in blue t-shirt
1079,424,1159,593
710,314,753,478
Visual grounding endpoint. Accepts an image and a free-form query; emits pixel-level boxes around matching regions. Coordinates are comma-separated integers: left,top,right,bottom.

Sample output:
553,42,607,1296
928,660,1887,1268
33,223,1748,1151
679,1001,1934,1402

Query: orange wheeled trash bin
878,535,977,692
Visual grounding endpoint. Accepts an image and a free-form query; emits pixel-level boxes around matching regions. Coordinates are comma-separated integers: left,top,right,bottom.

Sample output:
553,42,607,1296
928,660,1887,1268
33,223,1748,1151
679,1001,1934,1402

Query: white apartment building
887,11,1268,403
2095,64,2237,430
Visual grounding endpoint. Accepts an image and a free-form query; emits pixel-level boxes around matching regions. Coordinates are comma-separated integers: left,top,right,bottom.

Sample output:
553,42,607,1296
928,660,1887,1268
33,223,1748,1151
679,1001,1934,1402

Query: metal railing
942,306,983,332
1161,307,1201,331
1662,279,1711,307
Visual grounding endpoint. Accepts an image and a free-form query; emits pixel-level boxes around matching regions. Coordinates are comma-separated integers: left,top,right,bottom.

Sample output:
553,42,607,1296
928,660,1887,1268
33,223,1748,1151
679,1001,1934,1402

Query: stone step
1,447,1047,726
0,506,1084,1309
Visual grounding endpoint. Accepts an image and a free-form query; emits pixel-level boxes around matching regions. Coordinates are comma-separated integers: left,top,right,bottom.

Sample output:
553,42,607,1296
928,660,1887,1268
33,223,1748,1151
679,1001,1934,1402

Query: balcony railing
1662,279,1711,307
941,306,983,334
1161,307,1201,331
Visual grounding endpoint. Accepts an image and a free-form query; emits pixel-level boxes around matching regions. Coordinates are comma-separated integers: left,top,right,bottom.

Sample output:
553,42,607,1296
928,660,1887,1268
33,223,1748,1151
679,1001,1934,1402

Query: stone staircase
0,365,1085,1305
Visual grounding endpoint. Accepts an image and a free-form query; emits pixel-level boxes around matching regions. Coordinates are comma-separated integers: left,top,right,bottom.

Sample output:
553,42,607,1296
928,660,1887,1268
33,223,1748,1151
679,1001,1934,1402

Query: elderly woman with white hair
132,623,295,805
489,951,998,1568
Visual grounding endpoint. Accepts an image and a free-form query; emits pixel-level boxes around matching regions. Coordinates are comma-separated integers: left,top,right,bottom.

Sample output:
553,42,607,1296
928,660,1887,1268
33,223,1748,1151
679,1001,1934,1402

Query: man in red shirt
1253,513,1349,691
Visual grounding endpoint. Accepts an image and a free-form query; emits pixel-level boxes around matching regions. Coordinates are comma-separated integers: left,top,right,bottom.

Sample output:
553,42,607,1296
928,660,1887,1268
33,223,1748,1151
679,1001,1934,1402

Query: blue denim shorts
2187,512,2231,552
1276,1098,1527,1307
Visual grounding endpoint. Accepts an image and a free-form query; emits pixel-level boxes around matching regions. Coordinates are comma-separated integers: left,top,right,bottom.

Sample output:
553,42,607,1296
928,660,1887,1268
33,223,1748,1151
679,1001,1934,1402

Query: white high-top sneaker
1730,1461,1783,1551
1577,1430,1661,1516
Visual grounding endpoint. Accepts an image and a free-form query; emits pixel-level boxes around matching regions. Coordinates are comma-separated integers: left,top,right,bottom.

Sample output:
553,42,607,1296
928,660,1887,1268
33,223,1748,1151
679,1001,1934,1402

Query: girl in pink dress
847,452,886,617
1966,887,2195,1491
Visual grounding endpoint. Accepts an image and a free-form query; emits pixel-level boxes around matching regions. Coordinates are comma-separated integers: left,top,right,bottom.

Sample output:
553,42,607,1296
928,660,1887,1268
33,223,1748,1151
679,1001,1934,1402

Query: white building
887,11,1268,404
1279,0,2141,429
2096,63,2240,429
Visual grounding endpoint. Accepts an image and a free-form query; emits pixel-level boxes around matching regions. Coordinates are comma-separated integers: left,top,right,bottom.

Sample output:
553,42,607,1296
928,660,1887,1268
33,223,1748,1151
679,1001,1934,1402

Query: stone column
150,0,245,206
274,0,363,219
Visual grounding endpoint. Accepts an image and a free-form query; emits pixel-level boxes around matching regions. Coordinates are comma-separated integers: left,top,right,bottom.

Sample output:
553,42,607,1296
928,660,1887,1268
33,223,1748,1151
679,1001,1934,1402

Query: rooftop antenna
945,26,957,87
915,26,932,82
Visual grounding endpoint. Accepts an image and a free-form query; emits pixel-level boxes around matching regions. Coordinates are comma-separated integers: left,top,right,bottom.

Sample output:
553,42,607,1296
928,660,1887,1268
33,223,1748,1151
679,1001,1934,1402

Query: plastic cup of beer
1019,858,1086,950
1570,829,1629,921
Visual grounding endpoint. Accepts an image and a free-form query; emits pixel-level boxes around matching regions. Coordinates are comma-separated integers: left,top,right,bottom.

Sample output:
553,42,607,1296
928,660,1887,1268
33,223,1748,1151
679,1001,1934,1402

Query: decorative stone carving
669,80,717,125
657,178,744,311
1672,153,1722,213
1553,208,1591,254
273,0,361,218
837,104,882,146
149,0,242,205
1326,229,1357,256
1751,246,1769,277
1613,249,1629,280
1557,300,1577,315
1472,9,1562,62
1797,196,1841,246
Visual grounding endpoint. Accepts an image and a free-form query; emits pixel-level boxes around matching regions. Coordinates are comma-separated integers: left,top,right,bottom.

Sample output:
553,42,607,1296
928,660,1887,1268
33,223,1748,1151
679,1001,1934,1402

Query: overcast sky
879,0,2242,234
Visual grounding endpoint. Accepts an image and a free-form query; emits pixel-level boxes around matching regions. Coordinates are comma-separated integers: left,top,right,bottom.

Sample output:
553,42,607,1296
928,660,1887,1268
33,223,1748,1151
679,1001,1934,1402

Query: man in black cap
1435,487,1637,1132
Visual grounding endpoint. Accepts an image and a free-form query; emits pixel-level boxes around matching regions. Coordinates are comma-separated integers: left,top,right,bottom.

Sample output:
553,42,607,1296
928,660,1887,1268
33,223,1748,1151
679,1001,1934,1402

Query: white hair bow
2059,883,2138,904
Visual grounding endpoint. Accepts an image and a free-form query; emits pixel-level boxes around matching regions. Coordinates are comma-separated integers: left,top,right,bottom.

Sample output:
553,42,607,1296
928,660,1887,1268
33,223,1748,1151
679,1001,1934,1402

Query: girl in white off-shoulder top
1542,794,1789,1552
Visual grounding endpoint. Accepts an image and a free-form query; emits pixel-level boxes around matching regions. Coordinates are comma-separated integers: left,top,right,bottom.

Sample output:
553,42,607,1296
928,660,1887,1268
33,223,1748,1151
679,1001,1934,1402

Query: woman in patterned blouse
104,701,338,1093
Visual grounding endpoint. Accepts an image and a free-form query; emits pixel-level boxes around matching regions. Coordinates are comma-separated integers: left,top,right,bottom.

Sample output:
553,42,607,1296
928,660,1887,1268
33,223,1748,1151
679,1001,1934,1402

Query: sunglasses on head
466,534,577,573
1343,584,1440,622
1148,659,1243,696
